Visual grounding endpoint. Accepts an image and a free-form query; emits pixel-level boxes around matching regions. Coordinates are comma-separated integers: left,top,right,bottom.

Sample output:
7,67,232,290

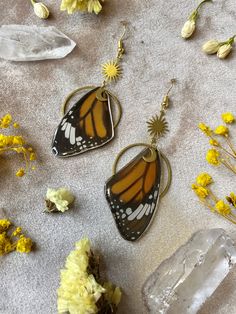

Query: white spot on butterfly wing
137,204,150,220
70,126,76,145
150,202,156,213
128,204,143,221
126,208,132,215
61,122,67,131
61,119,67,126
65,123,71,139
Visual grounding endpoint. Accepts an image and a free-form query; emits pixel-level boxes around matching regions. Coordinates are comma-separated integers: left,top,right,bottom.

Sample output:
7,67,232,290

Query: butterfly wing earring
105,80,176,241
52,24,127,157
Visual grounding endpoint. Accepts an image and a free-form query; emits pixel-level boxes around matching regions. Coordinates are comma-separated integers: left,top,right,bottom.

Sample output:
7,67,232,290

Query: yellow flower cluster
199,112,236,175
0,114,37,177
192,173,236,224
0,219,33,256
60,0,105,14
58,238,121,314
206,149,220,166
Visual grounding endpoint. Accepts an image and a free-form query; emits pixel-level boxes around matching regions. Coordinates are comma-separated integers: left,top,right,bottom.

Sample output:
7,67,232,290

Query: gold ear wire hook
117,23,127,60
161,79,176,110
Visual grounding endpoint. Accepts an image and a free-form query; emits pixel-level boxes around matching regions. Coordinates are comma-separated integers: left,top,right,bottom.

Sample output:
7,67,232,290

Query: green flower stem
196,0,212,11
219,35,236,46
30,0,36,6
189,0,212,21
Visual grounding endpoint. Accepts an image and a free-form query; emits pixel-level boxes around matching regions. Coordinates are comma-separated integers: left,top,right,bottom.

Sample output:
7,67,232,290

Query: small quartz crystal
142,229,236,314
0,25,76,61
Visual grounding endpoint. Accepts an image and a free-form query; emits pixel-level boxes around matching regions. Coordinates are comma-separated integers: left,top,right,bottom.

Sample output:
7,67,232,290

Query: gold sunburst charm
102,60,122,81
147,114,169,139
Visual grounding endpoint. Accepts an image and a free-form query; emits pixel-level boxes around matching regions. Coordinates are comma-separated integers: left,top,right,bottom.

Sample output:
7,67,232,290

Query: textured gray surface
0,0,236,313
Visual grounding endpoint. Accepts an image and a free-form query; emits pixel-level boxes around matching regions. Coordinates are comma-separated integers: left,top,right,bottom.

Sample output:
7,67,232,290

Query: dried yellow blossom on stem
0,114,37,177
199,114,236,175
58,238,122,314
0,218,33,256
60,0,105,15
192,174,236,224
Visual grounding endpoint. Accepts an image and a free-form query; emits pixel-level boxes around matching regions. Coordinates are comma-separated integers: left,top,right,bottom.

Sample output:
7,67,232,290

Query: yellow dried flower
198,123,212,136
60,0,105,14
0,233,13,256
191,184,209,198
215,200,231,215
214,125,229,136
16,235,33,253
0,219,11,231
0,113,37,178
206,149,220,166
0,113,12,128
16,168,25,177
196,173,212,187
226,192,236,207
222,112,235,124
58,238,121,314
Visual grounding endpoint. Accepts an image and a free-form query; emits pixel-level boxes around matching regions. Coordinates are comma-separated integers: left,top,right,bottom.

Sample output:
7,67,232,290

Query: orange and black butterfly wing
52,87,114,157
105,148,161,241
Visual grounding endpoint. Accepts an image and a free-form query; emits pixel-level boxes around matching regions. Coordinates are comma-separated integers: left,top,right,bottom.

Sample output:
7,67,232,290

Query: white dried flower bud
217,44,232,59
33,2,50,19
181,20,196,39
202,40,220,54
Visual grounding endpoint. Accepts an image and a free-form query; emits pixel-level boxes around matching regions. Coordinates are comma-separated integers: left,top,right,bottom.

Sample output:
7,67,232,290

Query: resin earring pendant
105,80,176,241
52,25,126,157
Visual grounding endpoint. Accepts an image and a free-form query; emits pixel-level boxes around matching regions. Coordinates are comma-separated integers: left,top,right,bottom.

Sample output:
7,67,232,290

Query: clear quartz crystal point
0,25,76,61
142,229,236,314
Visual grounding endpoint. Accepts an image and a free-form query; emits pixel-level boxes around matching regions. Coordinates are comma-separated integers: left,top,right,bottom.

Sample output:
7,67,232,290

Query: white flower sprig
30,0,50,19
45,188,75,213
181,0,212,39
202,35,235,59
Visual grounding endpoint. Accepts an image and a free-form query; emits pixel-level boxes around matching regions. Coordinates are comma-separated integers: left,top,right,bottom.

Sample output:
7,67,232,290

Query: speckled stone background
0,0,236,313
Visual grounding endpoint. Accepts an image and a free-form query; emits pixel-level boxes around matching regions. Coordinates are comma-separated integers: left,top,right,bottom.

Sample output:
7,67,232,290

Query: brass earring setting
52,25,127,157
105,80,176,241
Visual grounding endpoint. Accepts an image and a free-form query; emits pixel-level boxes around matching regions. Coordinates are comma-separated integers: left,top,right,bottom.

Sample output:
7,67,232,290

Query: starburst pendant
147,114,169,139
102,60,122,81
